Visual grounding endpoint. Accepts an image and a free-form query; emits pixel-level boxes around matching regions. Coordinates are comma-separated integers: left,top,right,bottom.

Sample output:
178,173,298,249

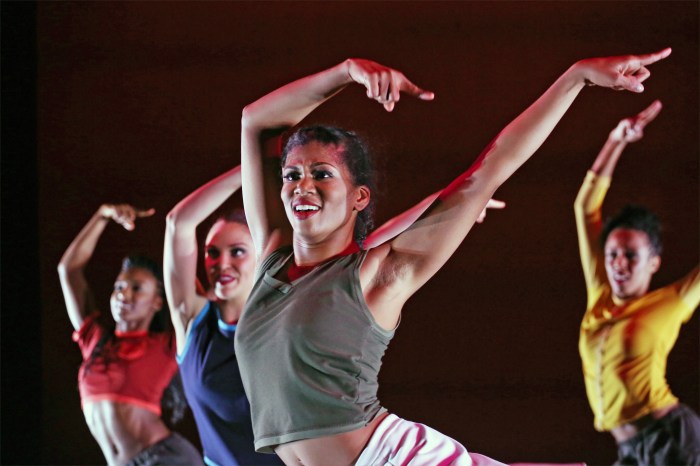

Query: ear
152,295,164,313
353,186,371,212
649,254,661,274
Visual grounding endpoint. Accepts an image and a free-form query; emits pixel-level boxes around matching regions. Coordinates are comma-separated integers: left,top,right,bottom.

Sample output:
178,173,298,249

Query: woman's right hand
609,99,663,143
345,58,434,112
574,48,671,93
99,204,155,231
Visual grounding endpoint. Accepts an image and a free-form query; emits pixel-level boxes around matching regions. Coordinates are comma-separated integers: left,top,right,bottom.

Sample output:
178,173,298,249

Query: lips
292,200,320,220
217,274,237,285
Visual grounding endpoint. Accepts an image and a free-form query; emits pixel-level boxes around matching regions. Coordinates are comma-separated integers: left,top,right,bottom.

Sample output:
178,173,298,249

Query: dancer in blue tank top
164,167,283,466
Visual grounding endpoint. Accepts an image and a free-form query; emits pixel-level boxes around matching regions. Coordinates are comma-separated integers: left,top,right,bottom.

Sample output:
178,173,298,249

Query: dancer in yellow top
575,101,700,465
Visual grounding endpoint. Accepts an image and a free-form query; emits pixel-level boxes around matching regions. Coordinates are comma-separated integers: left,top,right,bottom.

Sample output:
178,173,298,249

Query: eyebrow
283,161,338,170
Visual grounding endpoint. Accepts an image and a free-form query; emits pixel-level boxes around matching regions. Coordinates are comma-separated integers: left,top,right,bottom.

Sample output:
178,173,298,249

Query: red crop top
73,314,177,415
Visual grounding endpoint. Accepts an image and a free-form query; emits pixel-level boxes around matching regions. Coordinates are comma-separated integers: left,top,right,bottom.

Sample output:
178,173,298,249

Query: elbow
241,104,258,132
165,210,183,238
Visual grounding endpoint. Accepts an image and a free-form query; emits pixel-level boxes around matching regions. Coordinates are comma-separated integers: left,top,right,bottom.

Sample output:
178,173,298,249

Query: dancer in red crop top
58,203,203,466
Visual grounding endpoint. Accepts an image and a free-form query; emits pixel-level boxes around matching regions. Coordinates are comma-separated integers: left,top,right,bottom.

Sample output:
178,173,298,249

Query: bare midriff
82,400,170,466
274,412,388,466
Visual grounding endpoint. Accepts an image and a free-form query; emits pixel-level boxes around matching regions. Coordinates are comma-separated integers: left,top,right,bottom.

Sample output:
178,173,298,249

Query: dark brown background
2,1,698,465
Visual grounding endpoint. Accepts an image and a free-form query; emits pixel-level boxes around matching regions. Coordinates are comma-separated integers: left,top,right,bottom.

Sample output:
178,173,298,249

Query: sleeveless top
74,313,176,416
178,301,281,466
235,246,395,453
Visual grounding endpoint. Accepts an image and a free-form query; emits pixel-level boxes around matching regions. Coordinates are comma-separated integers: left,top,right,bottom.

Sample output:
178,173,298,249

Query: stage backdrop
34,2,697,464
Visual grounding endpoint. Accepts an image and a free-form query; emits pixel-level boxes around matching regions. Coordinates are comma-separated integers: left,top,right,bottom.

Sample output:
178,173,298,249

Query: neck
217,297,244,323
115,320,151,333
292,231,358,267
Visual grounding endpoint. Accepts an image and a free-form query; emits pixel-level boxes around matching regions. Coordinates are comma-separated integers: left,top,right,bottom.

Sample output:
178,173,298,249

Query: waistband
613,403,683,445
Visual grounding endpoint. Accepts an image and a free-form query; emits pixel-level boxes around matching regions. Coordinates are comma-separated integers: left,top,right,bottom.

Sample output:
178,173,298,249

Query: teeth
295,205,319,212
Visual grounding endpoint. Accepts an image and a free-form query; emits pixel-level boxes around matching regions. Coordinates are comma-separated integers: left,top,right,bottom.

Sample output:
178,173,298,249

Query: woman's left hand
345,58,434,111
575,47,671,93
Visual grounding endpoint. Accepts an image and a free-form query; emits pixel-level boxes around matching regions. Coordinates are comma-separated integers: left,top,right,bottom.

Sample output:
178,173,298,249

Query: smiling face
281,141,370,246
604,228,661,301
204,220,255,302
110,267,162,330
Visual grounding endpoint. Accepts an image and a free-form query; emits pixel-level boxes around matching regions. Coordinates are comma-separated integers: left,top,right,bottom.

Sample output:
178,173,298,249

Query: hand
576,48,671,93
345,58,434,112
476,199,506,224
609,100,662,143
100,204,155,231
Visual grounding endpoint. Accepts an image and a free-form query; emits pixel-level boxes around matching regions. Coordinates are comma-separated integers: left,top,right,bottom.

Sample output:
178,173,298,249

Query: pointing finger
637,47,672,66
136,208,156,218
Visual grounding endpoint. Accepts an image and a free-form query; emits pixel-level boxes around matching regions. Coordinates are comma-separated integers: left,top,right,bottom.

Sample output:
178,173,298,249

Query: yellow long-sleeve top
575,170,700,432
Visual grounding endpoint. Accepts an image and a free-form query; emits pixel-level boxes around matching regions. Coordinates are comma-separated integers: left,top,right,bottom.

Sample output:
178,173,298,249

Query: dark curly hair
282,125,377,246
601,204,662,256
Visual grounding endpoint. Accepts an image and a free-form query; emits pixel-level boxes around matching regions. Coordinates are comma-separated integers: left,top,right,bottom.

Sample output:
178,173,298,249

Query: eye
282,170,301,182
231,247,246,257
114,282,126,292
625,252,637,261
312,170,333,180
132,284,142,292
206,247,220,259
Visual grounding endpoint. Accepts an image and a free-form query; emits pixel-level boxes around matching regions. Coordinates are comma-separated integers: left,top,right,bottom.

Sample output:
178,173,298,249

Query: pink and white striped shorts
355,414,506,466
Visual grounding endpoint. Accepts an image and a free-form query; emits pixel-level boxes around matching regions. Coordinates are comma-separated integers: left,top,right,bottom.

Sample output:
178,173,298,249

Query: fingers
636,47,672,66
136,207,156,218
109,204,154,230
620,48,671,92
351,59,434,111
615,74,645,93
486,199,506,210
635,99,662,127
477,199,506,223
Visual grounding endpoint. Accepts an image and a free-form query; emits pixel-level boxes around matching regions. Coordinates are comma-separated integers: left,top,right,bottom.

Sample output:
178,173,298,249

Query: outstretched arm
58,204,154,330
240,59,434,260
164,167,242,348
371,49,671,308
574,100,663,290
365,195,505,249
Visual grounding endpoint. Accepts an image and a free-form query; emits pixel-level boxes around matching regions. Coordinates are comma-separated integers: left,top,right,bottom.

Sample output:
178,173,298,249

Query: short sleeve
72,313,103,359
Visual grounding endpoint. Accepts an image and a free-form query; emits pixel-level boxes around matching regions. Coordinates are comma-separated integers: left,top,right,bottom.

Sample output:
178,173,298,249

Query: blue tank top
177,301,282,466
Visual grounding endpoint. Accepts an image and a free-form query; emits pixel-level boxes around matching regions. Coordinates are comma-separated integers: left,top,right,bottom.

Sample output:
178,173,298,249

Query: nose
611,254,628,270
116,287,131,301
217,251,234,270
294,176,315,195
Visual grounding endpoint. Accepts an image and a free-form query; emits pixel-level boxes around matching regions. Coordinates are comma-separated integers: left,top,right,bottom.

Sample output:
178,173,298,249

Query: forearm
58,207,109,329
591,137,627,178
241,62,351,254
166,166,242,232
58,207,109,274
241,60,351,132
477,62,588,189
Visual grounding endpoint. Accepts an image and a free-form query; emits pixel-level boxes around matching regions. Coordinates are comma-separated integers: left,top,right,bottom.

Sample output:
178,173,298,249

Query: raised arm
240,59,434,260
58,204,154,330
164,166,242,348
365,194,505,250
592,99,662,178
373,49,671,305
574,100,663,290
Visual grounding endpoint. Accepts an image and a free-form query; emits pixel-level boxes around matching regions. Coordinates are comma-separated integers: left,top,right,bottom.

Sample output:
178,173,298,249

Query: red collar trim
288,242,360,281
114,329,148,338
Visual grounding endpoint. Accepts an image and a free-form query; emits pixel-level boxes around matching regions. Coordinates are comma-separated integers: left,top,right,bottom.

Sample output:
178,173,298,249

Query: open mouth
217,274,237,285
293,202,320,219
